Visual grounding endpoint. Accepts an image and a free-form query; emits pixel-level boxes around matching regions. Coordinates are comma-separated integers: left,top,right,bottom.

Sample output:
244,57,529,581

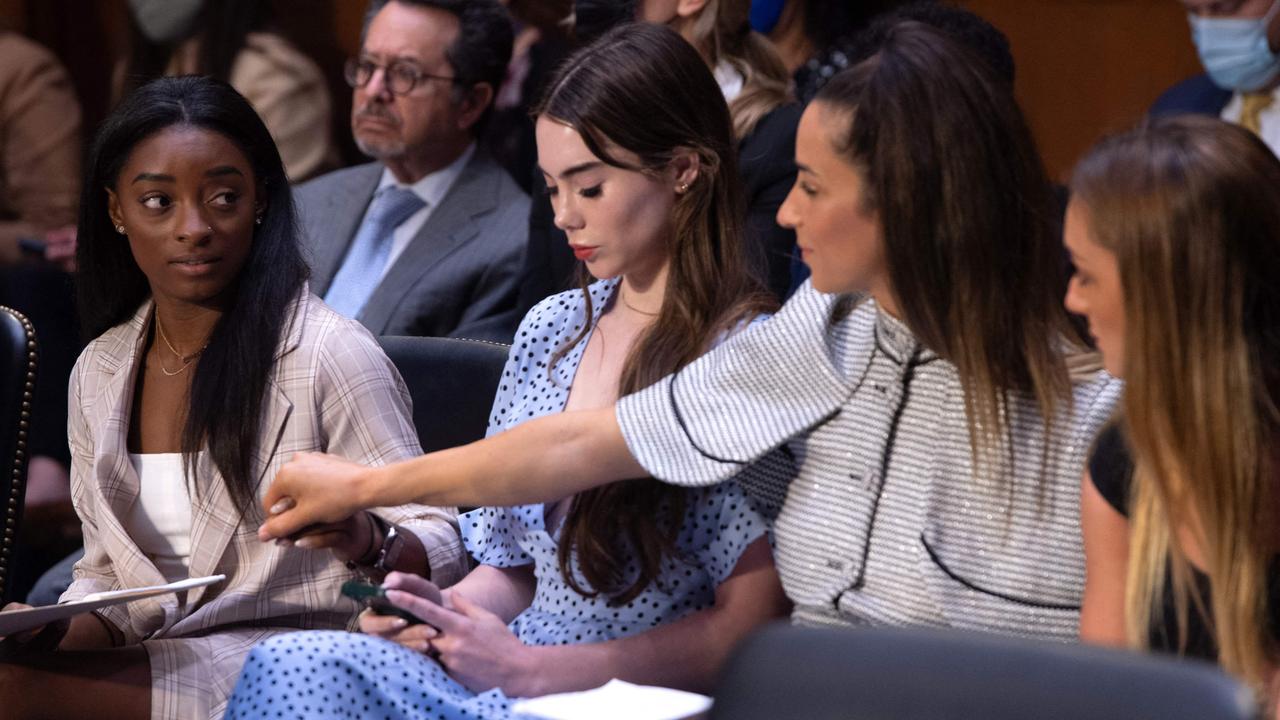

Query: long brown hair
685,0,792,139
536,23,774,605
814,21,1080,469
1072,115,1280,692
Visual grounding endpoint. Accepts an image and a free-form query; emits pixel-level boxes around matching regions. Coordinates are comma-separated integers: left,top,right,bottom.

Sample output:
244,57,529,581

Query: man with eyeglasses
297,0,528,342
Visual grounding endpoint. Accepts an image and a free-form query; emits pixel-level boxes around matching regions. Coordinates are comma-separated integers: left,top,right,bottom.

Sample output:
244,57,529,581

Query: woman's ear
676,0,710,19
106,188,124,231
669,148,702,194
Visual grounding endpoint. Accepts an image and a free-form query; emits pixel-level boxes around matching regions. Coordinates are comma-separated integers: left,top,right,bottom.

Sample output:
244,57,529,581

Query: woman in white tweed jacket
263,24,1120,642
0,77,464,720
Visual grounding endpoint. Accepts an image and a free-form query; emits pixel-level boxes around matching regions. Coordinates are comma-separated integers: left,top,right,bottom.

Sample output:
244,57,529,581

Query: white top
371,141,476,276
124,452,193,584
1221,87,1280,157
714,60,745,103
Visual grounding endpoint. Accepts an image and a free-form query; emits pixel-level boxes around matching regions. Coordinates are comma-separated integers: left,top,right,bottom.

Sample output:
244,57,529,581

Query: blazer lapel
184,292,306,604
357,152,500,334
88,304,171,595
308,164,382,296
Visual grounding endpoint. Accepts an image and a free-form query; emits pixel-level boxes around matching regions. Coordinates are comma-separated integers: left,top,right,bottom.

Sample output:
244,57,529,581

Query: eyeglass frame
343,55,461,96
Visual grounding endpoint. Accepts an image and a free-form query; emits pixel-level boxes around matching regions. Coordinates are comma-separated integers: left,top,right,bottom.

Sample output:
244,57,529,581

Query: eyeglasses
344,57,457,96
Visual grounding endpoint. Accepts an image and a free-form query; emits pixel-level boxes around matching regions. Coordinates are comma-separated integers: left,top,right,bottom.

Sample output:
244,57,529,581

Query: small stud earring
115,224,126,234
255,216,263,226
677,183,689,193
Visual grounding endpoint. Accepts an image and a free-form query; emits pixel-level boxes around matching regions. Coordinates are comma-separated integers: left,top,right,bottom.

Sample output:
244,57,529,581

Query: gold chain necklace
154,315,208,377
618,291,659,317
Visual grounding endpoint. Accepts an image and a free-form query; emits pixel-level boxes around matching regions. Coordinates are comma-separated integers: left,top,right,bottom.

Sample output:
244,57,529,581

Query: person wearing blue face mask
1153,0,1280,155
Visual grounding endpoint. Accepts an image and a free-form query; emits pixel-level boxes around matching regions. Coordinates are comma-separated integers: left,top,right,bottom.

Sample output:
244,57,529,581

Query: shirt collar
714,60,745,103
376,142,476,208
872,300,937,366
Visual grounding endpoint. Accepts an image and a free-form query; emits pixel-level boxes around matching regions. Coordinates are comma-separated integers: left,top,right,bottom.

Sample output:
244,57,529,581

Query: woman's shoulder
1063,363,1124,437
1087,422,1133,516
74,302,150,375
519,279,616,335
231,32,325,88
286,291,386,369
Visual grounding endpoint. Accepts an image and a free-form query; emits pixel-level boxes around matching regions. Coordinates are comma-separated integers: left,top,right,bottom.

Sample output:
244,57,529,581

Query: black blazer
739,102,802,300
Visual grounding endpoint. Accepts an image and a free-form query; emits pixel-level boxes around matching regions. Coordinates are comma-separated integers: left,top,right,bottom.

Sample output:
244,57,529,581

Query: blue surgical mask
750,0,787,35
1190,0,1280,91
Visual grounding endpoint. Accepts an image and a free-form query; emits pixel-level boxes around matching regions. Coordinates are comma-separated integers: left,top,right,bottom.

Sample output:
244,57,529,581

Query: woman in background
120,0,337,180
637,0,798,298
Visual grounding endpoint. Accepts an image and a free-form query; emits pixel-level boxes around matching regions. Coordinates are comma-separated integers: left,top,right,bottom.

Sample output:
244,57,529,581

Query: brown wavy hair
1072,115,1280,695
536,22,775,605
814,21,1082,471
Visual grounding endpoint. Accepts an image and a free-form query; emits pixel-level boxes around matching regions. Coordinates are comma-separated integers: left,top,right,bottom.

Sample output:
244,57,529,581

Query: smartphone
340,580,432,626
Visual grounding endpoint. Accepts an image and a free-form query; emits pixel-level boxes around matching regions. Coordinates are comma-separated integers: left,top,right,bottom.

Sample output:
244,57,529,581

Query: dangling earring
254,216,263,226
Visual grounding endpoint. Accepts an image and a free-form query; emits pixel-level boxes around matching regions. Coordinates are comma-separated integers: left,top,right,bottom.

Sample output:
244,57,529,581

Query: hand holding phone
342,580,438,626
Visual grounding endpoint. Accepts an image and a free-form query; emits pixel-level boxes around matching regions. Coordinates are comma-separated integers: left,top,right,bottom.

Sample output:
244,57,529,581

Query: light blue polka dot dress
224,281,769,719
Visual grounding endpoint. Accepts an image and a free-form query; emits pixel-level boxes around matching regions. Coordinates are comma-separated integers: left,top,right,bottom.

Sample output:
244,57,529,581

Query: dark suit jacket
297,149,530,343
740,102,802,301
1151,73,1233,117
516,102,803,312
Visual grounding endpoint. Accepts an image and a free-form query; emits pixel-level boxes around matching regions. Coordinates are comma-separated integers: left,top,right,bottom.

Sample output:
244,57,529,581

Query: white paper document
0,574,224,637
512,679,713,720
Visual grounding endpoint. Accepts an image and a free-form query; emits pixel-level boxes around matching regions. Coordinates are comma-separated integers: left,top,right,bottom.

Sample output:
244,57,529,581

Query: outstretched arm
260,405,645,541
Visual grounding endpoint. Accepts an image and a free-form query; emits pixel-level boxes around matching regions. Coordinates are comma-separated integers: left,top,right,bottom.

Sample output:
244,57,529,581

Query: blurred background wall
0,0,1205,179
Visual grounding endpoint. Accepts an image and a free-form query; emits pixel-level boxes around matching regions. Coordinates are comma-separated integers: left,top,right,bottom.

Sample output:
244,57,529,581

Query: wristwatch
374,520,405,574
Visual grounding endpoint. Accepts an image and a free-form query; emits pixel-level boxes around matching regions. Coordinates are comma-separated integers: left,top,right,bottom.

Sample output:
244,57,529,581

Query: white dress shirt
1221,87,1280,157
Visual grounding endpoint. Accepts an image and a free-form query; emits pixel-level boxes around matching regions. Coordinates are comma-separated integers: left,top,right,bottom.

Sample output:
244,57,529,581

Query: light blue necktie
324,186,426,318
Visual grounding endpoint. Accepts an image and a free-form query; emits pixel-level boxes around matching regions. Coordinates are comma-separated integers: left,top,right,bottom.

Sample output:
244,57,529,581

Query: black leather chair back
0,306,36,603
712,623,1257,720
377,336,510,453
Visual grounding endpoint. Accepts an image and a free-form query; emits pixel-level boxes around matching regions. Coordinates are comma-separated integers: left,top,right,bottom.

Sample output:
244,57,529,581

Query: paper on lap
0,574,225,636
511,679,712,720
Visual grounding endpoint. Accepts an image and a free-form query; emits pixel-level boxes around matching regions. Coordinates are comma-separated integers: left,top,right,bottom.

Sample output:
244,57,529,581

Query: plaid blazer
61,289,465,719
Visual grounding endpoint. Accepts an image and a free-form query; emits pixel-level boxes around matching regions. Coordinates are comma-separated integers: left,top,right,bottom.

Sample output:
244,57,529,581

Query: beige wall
960,0,1205,179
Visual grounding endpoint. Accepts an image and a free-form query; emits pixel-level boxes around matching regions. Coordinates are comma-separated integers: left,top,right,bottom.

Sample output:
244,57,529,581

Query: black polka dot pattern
226,631,514,719
223,282,770,718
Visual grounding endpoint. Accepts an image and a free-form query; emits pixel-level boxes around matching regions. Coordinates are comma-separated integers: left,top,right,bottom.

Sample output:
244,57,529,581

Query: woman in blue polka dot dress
224,23,788,720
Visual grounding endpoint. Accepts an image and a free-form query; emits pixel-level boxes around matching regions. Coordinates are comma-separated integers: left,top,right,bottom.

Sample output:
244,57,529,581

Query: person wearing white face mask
117,0,339,182
1153,0,1280,155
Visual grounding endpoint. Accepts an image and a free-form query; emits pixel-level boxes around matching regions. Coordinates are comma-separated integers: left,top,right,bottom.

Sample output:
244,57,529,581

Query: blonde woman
1067,115,1280,706
637,0,798,297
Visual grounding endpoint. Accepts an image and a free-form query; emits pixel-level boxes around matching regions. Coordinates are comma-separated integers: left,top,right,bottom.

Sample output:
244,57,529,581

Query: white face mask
128,0,205,44
1189,0,1280,91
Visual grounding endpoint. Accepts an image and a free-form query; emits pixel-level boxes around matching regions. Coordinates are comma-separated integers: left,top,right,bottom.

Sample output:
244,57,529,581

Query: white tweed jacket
61,289,465,719
617,281,1121,642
